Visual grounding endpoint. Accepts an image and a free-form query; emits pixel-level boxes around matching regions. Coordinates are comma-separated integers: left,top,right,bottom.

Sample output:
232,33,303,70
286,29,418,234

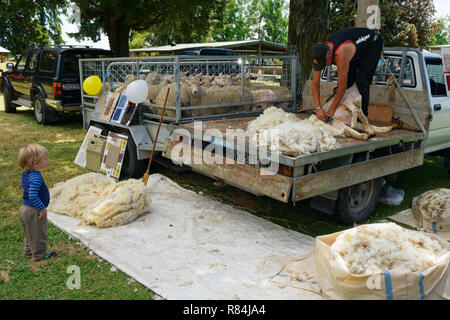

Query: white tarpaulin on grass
48,173,322,300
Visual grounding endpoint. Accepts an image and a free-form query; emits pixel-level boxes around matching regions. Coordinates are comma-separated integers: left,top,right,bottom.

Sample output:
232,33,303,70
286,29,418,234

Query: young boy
18,143,57,261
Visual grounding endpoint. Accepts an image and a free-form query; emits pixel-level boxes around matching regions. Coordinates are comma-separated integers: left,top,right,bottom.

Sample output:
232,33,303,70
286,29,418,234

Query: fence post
175,56,181,122
291,56,297,109
241,57,245,104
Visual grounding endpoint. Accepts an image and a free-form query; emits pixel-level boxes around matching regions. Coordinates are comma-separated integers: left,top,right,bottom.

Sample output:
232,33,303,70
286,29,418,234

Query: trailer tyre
335,178,383,225
120,131,147,180
3,87,17,113
89,122,109,136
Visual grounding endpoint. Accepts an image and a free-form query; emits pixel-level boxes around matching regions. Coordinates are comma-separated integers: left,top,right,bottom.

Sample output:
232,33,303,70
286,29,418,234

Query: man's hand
39,209,47,219
316,108,330,123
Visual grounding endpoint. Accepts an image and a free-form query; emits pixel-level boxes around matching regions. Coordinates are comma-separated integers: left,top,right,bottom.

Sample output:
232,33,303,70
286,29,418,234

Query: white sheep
250,89,277,111
154,82,191,118
233,73,251,87
321,83,393,139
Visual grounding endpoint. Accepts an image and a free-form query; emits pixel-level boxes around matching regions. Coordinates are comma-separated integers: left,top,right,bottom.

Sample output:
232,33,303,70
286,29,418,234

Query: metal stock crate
79,55,297,128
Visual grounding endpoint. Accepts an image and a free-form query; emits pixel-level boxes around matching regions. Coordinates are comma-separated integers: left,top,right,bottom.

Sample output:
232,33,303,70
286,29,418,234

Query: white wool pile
81,179,151,228
247,106,298,130
331,223,448,275
247,107,341,154
48,173,151,228
418,189,450,221
48,172,115,219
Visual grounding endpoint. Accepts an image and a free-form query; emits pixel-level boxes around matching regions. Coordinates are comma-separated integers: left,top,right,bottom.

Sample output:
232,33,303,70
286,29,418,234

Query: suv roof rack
38,44,93,49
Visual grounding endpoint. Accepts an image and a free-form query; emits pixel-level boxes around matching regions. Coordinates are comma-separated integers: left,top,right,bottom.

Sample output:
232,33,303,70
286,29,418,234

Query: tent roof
0,46,10,53
129,39,287,56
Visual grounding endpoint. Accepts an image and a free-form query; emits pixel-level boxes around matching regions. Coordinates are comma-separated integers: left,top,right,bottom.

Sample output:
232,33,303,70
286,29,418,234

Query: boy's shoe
44,251,58,260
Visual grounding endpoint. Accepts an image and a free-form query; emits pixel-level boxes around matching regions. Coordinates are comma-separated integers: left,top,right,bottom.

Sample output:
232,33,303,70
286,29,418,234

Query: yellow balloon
82,76,102,95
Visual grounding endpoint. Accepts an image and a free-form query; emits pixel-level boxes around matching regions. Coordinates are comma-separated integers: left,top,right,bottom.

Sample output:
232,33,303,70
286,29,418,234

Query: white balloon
125,80,148,104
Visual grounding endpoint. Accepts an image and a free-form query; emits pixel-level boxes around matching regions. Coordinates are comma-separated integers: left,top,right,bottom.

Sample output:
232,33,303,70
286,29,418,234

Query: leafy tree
380,0,438,48
211,0,254,41
246,0,289,44
329,0,439,48
258,0,289,44
68,0,226,56
433,17,450,45
130,1,225,48
0,0,65,55
329,0,356,31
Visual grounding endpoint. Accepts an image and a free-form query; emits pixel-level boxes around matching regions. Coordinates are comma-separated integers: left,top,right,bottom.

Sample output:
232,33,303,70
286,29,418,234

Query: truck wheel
335,178,383,225
120,131,147,180
3,87,17,113
33,94,55,125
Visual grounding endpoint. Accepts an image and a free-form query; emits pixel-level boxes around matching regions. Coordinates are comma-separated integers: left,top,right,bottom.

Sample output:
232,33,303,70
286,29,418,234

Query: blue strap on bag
383,270,394,300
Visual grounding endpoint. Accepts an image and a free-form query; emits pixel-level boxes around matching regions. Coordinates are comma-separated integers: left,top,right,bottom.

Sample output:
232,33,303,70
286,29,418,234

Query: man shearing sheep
310,27,383,123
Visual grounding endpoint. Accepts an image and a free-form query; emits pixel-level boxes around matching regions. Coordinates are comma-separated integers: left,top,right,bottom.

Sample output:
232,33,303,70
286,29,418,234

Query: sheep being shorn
321,83,393,138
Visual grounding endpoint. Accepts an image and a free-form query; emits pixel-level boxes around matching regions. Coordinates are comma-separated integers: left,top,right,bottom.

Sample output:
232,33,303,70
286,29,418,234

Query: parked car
0,44,114,124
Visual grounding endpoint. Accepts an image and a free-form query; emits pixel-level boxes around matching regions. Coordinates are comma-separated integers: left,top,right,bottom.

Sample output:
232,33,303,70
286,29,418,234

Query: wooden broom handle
145,87,170,175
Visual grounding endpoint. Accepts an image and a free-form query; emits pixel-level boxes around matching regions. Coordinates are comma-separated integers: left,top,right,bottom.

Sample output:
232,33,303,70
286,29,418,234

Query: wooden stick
142,87,170,185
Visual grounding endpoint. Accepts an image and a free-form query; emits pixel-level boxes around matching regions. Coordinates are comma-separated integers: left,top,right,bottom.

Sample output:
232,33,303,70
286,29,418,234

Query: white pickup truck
380,48,449,155
78,47,449,225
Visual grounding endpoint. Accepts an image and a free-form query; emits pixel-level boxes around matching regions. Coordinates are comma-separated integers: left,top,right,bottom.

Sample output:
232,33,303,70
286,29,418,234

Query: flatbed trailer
79,52,429,224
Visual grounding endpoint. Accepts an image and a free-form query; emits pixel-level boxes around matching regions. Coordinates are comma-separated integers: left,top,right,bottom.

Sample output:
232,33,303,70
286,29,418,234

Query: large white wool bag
412,188,450,234
316,223,450,300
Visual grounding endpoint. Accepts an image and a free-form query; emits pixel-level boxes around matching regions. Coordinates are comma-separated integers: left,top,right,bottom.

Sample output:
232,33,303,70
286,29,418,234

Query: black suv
0,45,114,124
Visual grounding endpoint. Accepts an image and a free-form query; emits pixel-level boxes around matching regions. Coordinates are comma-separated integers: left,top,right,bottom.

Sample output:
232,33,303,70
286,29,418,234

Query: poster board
74,126,102,167
442,48,450,73
99,132,128,179
442,48,450,94
92,91,111,120
121,102,138,126
100,92,120,121
110,93,128,124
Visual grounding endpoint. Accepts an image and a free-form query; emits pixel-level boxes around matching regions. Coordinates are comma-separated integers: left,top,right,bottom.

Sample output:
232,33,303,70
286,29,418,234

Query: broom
142,87,170,185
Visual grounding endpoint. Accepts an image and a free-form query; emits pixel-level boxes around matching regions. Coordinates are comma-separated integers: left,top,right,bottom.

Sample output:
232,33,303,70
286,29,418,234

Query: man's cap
310,42,330,71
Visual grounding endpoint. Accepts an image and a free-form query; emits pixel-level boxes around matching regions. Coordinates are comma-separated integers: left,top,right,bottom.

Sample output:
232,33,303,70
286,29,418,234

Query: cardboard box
368,103,393,127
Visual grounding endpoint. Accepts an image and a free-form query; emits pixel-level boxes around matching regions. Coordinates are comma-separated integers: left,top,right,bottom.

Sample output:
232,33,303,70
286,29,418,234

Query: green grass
0,103,155,299
1,97,449,299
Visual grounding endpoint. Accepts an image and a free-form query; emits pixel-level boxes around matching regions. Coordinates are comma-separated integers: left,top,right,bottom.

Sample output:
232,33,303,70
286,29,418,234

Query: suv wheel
33,94,54,125
3,87,17,113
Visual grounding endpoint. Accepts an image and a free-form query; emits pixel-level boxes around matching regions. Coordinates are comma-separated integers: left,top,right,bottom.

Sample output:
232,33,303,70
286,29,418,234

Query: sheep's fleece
412,188,450,233
247,107,342,154
48,173,151,228
331,223,448,275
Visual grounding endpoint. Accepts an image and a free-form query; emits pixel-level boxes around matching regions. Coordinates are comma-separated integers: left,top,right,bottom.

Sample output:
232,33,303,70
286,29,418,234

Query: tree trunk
287,0,330,108
355,0,380,29
105,16,130,57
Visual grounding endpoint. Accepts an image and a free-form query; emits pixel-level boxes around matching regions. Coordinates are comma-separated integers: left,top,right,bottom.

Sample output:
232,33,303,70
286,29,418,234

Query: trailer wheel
120,131,147,180
89,122,109,136
335,178,383,225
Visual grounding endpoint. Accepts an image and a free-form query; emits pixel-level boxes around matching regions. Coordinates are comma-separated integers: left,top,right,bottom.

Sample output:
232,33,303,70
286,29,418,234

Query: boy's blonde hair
18,144,48,172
